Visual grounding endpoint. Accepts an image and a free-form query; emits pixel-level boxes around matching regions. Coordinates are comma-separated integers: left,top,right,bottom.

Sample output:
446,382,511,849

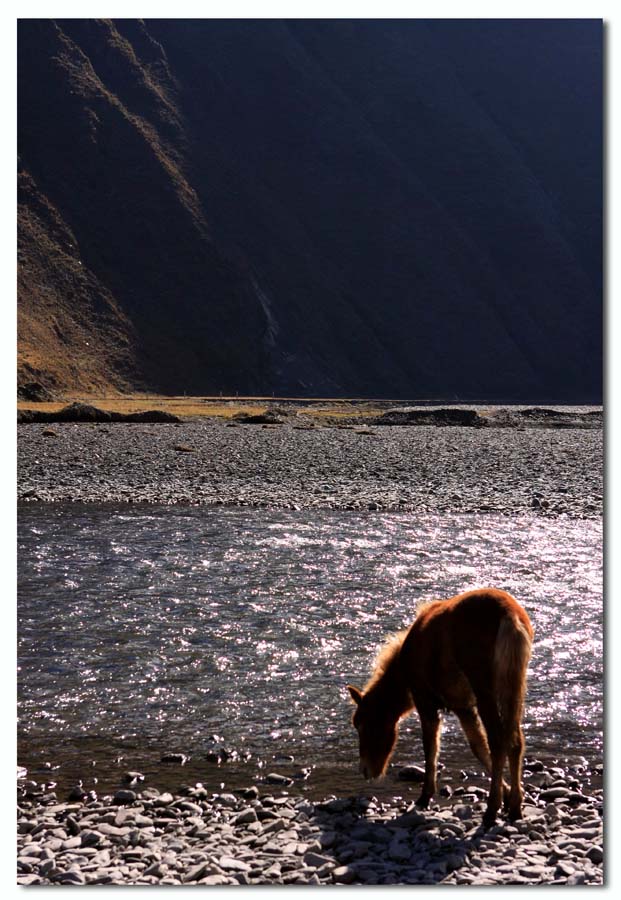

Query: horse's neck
371,664,414,721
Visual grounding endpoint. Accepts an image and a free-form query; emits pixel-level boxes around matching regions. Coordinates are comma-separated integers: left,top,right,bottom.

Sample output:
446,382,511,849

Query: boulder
17,403,182,424
117,410,181,423
17,409,38,423
375,408,485,427
54,403,113,422
233,410,283,425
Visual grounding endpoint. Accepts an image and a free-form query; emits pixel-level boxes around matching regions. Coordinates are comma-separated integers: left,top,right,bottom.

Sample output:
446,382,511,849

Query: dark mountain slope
422,19,603,299
18,19,273,394
17,19,602,401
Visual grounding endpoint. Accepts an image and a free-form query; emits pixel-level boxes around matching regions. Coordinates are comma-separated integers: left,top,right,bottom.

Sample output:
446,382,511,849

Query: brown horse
347,588,533,827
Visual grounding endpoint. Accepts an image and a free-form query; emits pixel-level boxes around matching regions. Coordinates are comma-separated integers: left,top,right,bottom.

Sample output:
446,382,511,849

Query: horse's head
347,684,399,780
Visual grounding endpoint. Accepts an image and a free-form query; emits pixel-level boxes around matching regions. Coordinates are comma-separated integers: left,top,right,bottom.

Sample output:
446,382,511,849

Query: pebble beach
18,757,603,886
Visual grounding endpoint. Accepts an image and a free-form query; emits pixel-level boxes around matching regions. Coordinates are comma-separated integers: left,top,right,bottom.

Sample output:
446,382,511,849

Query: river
18,504,602,800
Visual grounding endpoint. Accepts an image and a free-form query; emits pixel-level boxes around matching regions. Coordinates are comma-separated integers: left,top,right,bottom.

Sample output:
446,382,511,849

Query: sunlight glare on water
18,505,602,793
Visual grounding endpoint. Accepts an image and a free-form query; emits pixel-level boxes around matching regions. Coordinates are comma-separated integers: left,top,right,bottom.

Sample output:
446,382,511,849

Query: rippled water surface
18,505,602,797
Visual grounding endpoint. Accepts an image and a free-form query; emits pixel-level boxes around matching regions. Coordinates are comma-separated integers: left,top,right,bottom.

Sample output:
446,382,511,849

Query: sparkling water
18,504,602,797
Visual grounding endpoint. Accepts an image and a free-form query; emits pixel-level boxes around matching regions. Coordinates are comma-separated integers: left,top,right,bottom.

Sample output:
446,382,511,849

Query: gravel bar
18,419,602,517
17,759,603,886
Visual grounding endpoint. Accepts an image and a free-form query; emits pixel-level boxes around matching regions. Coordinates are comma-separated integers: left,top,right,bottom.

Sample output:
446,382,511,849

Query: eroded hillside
17,19,602,401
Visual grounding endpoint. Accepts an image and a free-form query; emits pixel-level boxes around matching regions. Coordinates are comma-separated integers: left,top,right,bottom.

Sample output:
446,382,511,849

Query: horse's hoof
415,796,431,809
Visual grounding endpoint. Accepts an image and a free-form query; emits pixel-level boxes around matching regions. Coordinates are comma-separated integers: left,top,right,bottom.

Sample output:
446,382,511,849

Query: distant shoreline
17,392,604,415
17,396,603,429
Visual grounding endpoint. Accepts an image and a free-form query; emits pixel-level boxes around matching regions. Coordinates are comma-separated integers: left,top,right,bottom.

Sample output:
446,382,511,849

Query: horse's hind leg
455,706,492,769
475,695,507,828
506,722,526,821
455,707,510,806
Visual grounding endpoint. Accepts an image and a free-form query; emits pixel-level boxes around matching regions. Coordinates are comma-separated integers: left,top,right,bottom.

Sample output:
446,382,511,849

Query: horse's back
411,587,530,636
445,588,533,640
403,589,532,706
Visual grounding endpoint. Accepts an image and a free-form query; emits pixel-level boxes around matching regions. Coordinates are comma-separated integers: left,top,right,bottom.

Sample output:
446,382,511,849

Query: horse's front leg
416,710,442,808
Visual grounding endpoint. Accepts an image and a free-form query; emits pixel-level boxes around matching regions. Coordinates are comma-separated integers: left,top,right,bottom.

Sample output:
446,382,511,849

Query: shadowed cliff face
17,19,602,401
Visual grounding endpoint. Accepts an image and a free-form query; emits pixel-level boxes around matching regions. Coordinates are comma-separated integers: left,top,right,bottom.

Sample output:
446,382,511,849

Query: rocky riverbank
17,415,602,516
17,759,603,886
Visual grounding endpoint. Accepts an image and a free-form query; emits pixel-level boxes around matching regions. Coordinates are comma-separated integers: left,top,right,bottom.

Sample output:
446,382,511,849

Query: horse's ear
347,684,363,705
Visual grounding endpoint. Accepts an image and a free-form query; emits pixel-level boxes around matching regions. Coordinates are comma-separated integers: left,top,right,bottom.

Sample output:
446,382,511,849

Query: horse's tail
493,608,533,733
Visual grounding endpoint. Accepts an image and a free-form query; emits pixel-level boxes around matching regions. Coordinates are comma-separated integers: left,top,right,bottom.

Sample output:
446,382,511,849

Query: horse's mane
363,628,409,692
364,600,436,693
415,596,436,614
